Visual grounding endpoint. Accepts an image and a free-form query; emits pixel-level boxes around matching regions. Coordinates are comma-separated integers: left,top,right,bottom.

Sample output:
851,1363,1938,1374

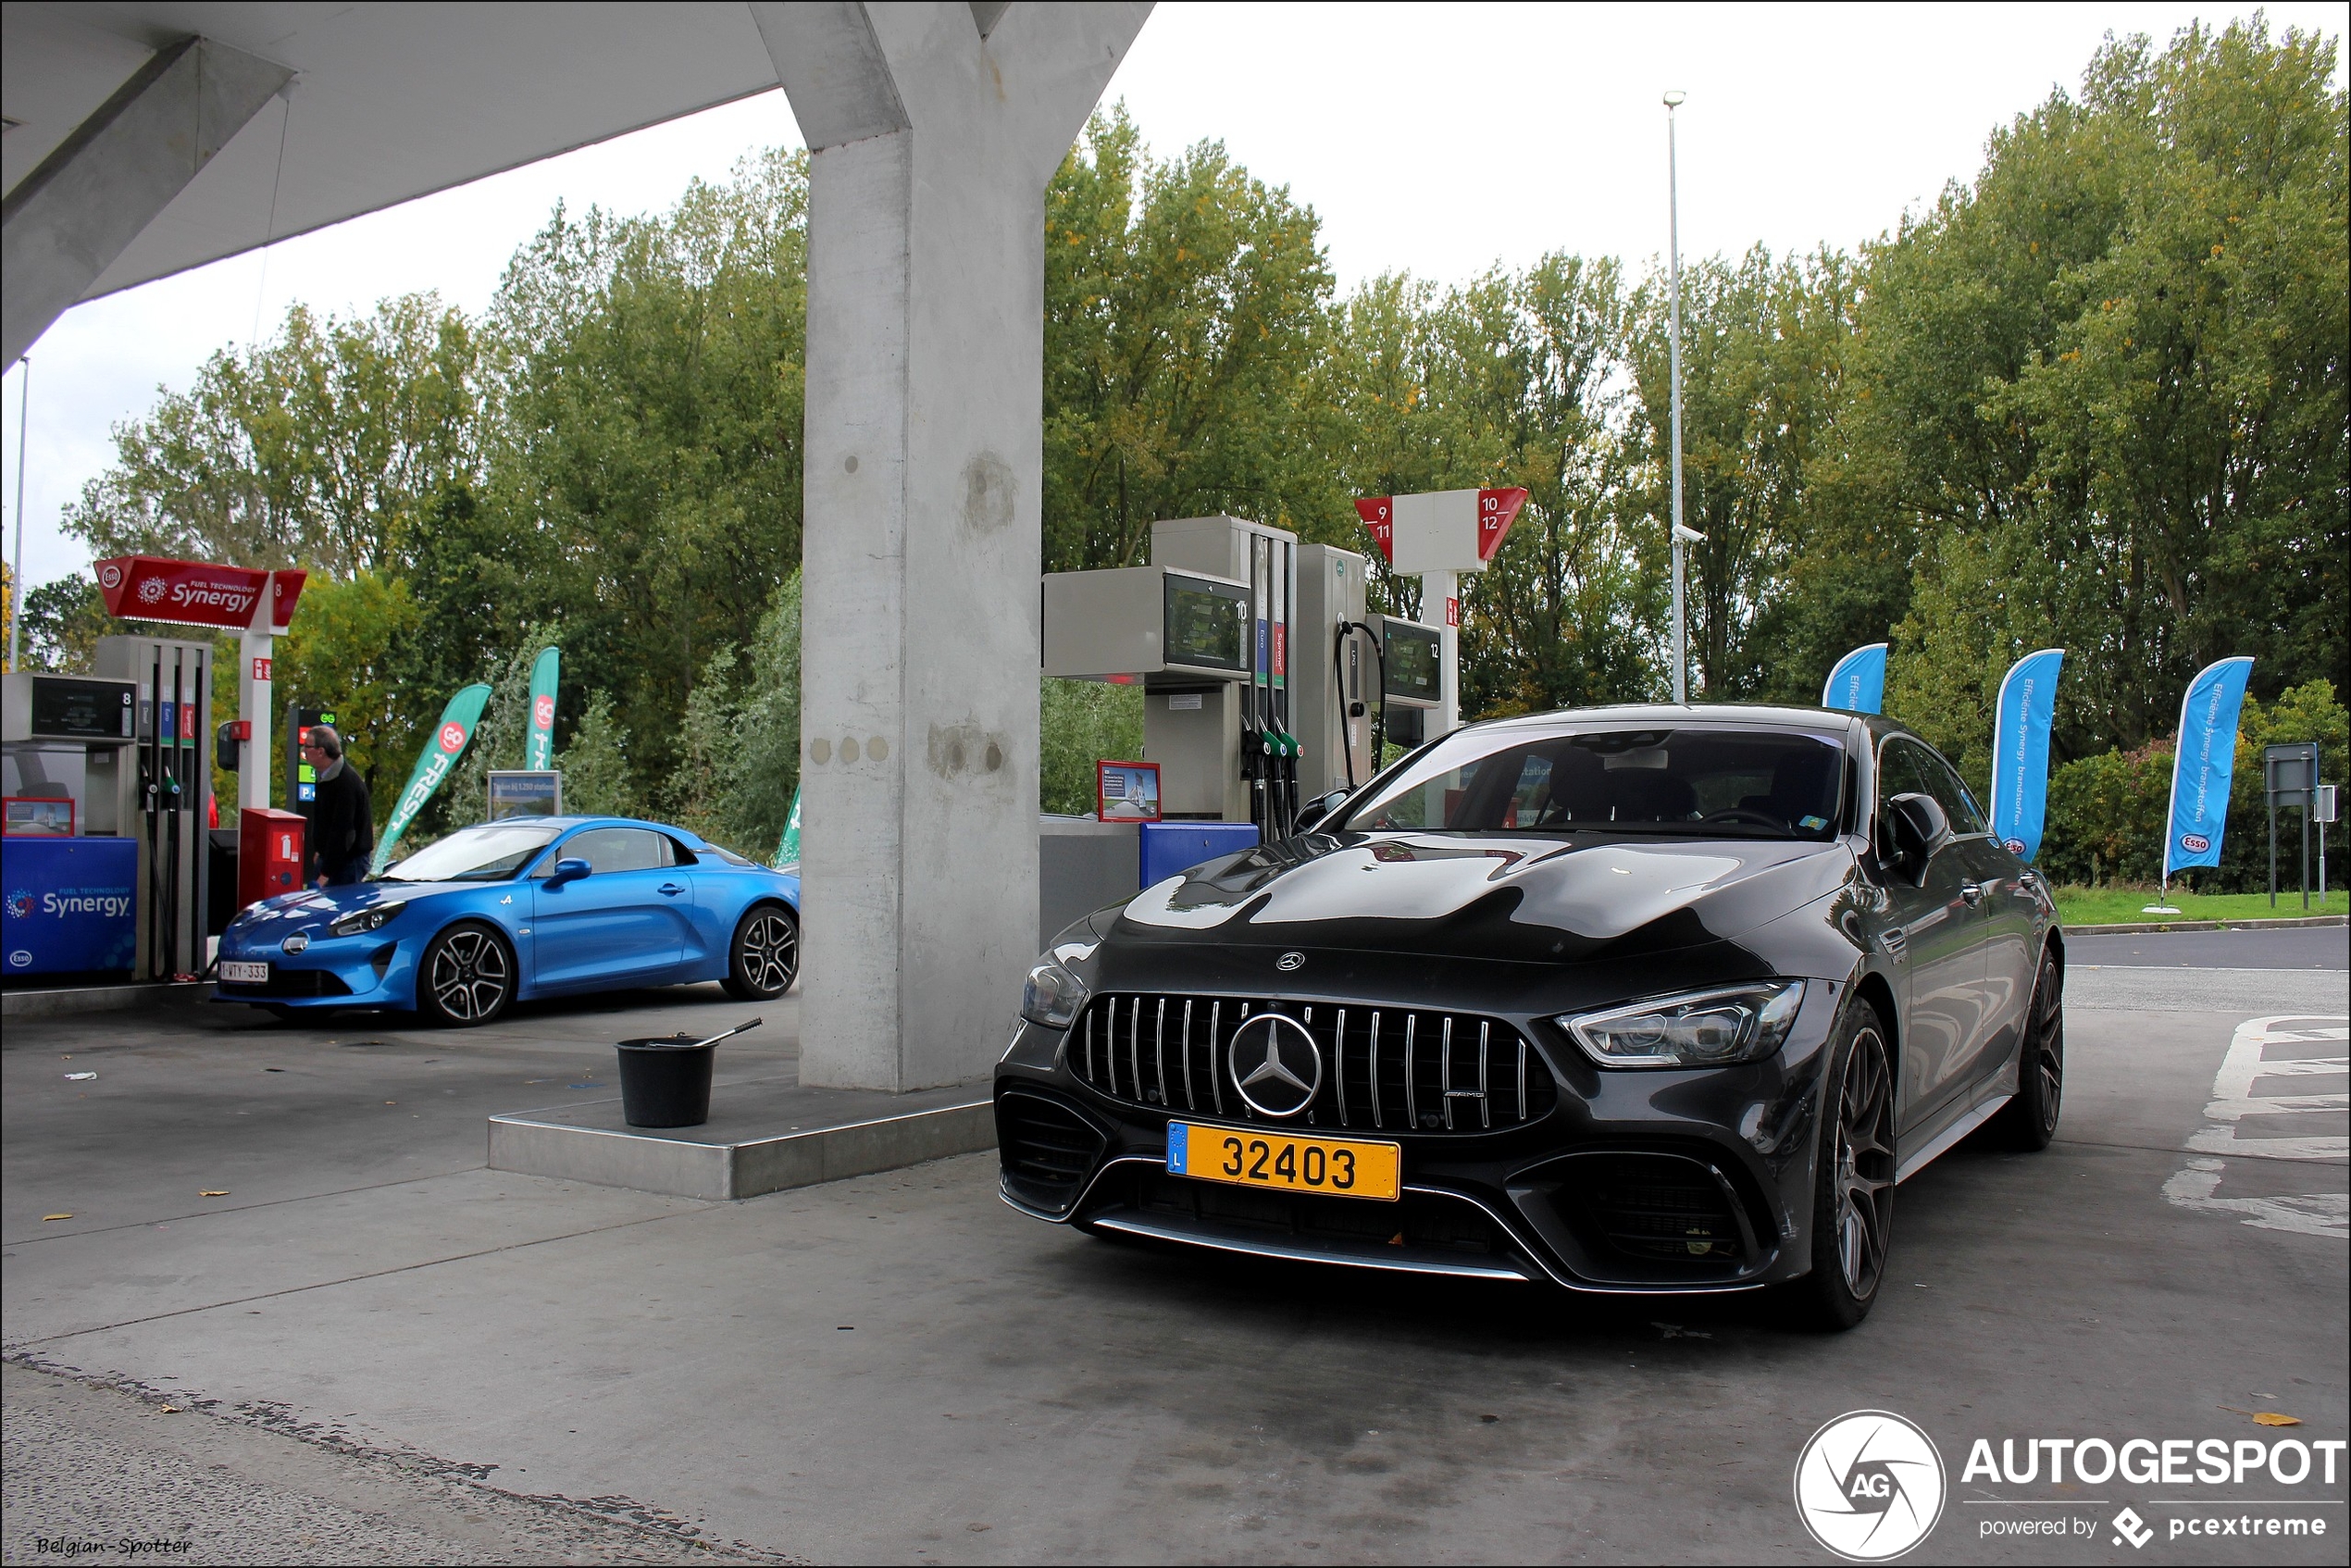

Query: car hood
231,881,479,936
1105,831,1856,967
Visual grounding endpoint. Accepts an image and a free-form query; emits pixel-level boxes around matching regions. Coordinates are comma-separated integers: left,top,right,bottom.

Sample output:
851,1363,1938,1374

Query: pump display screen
1163,574,1248,673
1383,621,1441,704
28,678,134,740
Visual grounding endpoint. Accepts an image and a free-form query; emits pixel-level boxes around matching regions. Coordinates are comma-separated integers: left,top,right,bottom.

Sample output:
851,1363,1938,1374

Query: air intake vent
1573,1152,1748,1264
996,1090,1105,1214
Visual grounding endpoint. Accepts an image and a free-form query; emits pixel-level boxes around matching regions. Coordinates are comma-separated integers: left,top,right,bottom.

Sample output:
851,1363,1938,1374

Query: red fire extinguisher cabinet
238,807,305,909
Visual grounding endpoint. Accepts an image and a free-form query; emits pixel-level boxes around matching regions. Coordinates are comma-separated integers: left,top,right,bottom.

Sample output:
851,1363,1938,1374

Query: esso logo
137,577,168,604
2180,833,2211,853
1793,1410,1947,1561
7,950,31,968
534,695,555,728
440,723,467,753
2002,838,2026,855
99,563,124,589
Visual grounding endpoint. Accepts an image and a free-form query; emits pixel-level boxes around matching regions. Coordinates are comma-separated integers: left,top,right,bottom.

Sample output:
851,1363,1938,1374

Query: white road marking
2164,1158,2348,1240
2166,1014,2347,1238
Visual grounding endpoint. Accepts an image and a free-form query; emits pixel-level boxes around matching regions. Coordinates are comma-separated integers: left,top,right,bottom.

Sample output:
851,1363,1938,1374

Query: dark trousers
321,854,371,887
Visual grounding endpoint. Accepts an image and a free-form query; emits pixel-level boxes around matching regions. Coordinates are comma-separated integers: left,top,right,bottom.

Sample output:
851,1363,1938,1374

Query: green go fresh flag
775,785,802,869
524,646,560,769
371,684,491,874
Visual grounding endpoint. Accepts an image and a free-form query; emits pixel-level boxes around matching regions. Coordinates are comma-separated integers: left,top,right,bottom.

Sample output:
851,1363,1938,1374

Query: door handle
658,882,685,897
1959,882,1986,906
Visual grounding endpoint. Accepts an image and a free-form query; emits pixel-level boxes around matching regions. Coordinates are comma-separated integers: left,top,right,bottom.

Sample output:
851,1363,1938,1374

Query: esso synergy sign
95,555,306,630
1353,488,1527,575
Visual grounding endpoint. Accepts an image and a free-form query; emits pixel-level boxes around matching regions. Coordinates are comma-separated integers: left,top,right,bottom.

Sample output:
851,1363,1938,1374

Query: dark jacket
307,760,374,876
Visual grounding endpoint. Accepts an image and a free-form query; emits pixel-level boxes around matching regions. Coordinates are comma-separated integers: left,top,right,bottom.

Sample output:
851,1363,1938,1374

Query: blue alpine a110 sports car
215,816,800,1026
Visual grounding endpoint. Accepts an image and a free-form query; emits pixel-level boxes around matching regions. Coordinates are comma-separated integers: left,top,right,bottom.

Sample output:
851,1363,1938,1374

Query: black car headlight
1020,958,1090,1029
1561,980,1806,1068
328,902,405,939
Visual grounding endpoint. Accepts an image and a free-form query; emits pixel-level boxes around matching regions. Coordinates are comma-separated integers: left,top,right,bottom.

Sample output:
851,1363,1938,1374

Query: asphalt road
4,946,2345,1565
2068,923,2349,970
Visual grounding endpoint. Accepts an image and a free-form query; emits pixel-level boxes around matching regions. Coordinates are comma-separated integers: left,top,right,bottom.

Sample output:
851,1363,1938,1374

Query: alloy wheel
429,928,510,1021
1834,1027,1897,1300
2028,956,2064,1134
740,911,797,993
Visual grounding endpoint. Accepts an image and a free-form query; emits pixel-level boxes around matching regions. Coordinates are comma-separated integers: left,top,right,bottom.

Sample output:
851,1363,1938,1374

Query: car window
384,825,559,882
1921,751,1987,835
1337,725,1846,839
1875,739,1934,811
1878,737,1986,839
552,828,670,875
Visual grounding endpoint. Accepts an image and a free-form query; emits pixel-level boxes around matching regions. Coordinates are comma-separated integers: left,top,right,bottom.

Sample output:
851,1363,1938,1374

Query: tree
480,150,812,795
63,295,480,577
1862,19,2345,756
1043,107,1340,572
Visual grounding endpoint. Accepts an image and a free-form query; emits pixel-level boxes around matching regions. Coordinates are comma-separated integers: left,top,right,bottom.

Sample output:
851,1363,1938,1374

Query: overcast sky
5,1,2343,592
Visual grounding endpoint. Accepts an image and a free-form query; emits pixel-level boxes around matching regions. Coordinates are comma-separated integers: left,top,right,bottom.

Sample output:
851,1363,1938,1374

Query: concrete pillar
758,2,1150,1090
1,35,292,366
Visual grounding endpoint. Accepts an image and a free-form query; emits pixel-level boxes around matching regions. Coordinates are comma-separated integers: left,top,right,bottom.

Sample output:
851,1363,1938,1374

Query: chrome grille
1067,993,1556,1134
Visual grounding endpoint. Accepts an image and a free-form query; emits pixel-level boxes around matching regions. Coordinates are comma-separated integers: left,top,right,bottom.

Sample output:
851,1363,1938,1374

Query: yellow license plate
1166,1122,1400,1201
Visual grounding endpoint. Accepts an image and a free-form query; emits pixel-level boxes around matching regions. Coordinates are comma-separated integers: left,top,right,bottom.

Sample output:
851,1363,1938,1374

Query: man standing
302,725,374,888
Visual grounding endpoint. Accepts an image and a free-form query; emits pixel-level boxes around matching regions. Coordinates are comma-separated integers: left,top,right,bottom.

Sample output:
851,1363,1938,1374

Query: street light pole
1664,90,1688,703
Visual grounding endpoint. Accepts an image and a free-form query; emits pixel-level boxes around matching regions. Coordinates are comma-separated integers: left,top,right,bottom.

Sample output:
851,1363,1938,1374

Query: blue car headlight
328,902,406,940
1020,958,1089,1029
1561,980,1806,1068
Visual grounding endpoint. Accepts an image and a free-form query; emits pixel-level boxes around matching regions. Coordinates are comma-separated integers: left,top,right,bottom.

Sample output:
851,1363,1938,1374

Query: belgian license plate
220,960,269,985
1166,1121,1400,1202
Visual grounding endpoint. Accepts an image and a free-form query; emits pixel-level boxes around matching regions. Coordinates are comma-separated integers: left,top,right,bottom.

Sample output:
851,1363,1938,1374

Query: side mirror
1293,787,1352,833
548,856,592,884
1883,792,1948,880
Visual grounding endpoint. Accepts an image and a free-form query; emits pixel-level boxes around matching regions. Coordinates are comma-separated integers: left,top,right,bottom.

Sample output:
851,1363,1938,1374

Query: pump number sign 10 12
1165,1122,1399,1201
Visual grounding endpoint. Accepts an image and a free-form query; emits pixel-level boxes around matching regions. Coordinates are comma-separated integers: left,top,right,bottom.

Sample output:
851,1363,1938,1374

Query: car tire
1994,947,2063,1151
722,904,799,1001
1783,995,1897,1333
415,921,515,1027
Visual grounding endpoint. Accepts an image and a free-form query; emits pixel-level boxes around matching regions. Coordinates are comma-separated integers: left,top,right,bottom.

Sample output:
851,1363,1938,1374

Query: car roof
1476,702,1888,738
462,815,713,846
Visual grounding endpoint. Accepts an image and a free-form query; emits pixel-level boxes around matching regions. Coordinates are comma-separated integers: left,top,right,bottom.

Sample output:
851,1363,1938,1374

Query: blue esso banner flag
1989,648,2065,862
371,683,492,874
2163,656,2255,880
1822,643,1888,714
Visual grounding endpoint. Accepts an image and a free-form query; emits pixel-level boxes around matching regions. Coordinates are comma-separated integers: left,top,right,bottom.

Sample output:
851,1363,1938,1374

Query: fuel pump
94,634,214,980
1044,515,1301,832
1294,544,1375,799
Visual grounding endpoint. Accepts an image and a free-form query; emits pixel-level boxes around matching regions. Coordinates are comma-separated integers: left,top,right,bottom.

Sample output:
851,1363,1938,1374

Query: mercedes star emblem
1226,1012,1323,1118
1276,951,1306,972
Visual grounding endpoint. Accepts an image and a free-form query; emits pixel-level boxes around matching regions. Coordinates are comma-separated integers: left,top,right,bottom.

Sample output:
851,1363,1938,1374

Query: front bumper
213,927,414,1010
993,980,1844,1294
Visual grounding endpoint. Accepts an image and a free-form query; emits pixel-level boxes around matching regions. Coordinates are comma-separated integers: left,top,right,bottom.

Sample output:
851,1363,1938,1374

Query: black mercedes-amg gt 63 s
994,704,2065,1329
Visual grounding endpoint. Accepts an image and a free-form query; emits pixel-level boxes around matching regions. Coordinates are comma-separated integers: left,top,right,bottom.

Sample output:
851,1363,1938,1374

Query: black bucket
616,1035,717,1127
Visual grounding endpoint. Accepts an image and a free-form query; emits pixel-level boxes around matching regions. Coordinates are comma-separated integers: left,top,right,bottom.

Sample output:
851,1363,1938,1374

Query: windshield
1336,725,1847,840
382,824,561,882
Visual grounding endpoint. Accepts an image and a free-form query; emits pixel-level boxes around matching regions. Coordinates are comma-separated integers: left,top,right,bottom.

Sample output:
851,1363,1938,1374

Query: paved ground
2068,923,2348,970
4,955,2345,1565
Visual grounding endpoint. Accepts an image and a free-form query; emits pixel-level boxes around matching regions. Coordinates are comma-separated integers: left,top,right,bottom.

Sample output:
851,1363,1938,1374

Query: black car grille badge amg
1067,993,1558,1134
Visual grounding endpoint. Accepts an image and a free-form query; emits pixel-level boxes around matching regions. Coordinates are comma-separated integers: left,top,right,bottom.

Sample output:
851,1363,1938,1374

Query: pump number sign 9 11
1166,1123,1400,1201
